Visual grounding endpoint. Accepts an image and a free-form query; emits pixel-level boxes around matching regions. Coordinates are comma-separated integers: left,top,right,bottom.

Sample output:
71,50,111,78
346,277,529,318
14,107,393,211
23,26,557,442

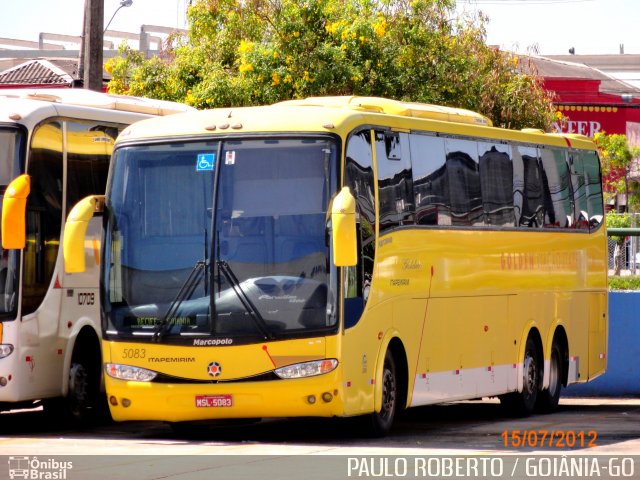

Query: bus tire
67,359,95,421
366,349,397,437
500,336,540,416
46,336,106,424
536,340,563,413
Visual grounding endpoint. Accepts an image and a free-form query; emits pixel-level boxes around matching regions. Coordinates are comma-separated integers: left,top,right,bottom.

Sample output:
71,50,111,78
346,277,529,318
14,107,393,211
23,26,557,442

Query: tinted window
344,130,376,326
445,138,483,226
582,150,604,230
540,148,573,228
411,134,447,226
478,142,515,227
513,145,543,227
569,152,589,230
375,131,413,231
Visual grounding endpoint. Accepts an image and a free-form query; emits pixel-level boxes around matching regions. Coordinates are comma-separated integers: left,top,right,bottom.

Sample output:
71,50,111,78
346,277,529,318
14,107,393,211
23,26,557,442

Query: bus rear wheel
500,336,540,416
536,341,563,413
365,349,397,437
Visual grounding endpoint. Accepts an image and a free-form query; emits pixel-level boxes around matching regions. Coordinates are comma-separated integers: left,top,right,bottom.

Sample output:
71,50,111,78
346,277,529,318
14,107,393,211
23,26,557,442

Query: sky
1,0,639,56
455,0,640,55
0,0,190,46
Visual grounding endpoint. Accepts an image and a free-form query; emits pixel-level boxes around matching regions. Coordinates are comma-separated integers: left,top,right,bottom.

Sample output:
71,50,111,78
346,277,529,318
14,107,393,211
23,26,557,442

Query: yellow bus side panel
368,227,606,406
588,292,607,379
340,301,391,416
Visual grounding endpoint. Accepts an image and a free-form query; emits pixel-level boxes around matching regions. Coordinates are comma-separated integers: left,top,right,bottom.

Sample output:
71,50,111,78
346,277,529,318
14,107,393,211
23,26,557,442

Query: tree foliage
106,0,556,129
594,132,640,211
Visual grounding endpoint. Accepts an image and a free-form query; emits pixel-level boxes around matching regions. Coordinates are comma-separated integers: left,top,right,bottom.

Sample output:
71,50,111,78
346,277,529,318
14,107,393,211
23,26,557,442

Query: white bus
0,88,193,421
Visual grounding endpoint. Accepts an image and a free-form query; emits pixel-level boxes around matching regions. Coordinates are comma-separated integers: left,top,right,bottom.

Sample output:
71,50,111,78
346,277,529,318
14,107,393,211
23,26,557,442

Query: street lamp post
105,0,134,33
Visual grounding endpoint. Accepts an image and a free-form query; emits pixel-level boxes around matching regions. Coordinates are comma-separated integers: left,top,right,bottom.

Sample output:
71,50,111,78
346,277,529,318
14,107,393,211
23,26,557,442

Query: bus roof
0,88,194,128
117,96,596,151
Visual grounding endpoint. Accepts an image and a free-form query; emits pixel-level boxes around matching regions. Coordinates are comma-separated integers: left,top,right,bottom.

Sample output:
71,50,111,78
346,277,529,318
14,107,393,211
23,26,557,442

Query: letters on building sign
552,120,602,137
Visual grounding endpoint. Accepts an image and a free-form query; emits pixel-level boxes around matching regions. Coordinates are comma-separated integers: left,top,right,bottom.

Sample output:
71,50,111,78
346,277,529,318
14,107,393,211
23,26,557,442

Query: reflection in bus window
541,148,573,228
570,152,589,230
411,134,448,226
344,130,375,327
445,138,483,226
513,146,544,228
478,142,515,227
375,131,413,231
583,151,604,230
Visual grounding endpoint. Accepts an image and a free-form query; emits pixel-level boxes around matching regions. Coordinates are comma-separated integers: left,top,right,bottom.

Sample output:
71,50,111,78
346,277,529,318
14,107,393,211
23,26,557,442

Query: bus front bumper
105,372,346,422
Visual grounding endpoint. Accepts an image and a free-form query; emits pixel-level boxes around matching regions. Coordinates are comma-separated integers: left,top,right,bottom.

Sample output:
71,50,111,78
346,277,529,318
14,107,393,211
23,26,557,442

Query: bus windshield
0,127,24,317
103,137,339,343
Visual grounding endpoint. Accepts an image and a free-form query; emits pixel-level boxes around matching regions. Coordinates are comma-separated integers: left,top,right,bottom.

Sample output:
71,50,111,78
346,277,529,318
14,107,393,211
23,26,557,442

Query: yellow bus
0,88,193,421
63,96,607,435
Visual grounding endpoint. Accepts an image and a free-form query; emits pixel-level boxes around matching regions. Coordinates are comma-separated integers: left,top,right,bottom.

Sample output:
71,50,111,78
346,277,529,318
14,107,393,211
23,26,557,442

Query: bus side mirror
331,186,357,267
2,174,31,250
64,195,103,274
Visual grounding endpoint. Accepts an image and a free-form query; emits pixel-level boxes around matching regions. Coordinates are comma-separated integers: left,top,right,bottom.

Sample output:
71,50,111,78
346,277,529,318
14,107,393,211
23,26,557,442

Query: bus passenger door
19,121,65,397
340,130,379,415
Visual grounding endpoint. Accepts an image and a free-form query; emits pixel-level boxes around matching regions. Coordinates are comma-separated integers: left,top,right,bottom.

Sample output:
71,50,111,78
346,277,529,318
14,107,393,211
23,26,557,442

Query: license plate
195,394,233,408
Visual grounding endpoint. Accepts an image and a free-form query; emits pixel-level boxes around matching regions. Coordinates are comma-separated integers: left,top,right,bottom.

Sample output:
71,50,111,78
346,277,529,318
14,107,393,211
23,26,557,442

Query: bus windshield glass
0,127,24,317
103,137,338,343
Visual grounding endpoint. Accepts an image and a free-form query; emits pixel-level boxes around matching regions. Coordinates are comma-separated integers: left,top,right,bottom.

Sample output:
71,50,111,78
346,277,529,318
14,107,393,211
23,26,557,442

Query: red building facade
546,77,640,142
533,56,640,189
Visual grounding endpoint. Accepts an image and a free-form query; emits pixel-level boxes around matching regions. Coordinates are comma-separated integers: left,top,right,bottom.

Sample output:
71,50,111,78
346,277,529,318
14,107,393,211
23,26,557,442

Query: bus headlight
105,363,157,382
0,344,14,358
274,359,338,379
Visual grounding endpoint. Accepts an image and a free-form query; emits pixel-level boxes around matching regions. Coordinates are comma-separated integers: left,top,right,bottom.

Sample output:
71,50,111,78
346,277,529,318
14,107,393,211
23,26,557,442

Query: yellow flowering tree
106,0,556,129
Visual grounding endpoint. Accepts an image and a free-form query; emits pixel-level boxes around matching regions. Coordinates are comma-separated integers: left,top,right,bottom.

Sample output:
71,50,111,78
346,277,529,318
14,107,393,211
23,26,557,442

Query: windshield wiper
152,259,207,341
216,260,274,340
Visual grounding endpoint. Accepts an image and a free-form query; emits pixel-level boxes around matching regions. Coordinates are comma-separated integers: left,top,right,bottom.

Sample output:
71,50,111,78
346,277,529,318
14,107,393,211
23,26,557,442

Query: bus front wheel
366,349,397,437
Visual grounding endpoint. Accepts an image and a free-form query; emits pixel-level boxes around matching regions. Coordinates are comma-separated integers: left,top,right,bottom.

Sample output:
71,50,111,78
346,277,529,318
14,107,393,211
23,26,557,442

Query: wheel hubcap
524,351,537,396
381,368,396,420
69,363,89,414
548,350,559,396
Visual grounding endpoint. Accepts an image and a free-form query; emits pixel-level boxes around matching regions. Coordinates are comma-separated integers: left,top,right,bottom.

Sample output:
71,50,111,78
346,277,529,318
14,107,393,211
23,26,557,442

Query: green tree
594,132,639,209
106,0,556,130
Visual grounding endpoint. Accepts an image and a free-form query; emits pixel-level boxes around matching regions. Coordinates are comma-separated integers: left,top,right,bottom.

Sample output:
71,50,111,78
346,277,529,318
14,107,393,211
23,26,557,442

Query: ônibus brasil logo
8,456,73,479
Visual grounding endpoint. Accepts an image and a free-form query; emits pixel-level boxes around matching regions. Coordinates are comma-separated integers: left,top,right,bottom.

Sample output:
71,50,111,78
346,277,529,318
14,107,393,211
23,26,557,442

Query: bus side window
375,131,414,231
582,151,604,230
410,134,447,226
23,121,63,315
513,145,544,228
478,142,515,227
540,148,573,228
445,138,483,227
343,130,376,329
570,152,589,230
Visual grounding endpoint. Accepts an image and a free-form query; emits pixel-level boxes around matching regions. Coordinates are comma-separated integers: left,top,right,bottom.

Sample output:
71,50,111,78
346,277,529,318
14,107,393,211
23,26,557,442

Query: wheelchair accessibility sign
196,153,215,171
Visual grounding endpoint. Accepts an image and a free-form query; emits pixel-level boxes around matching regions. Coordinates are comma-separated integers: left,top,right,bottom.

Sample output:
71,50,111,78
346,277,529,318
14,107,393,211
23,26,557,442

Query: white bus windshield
0,128,24,317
